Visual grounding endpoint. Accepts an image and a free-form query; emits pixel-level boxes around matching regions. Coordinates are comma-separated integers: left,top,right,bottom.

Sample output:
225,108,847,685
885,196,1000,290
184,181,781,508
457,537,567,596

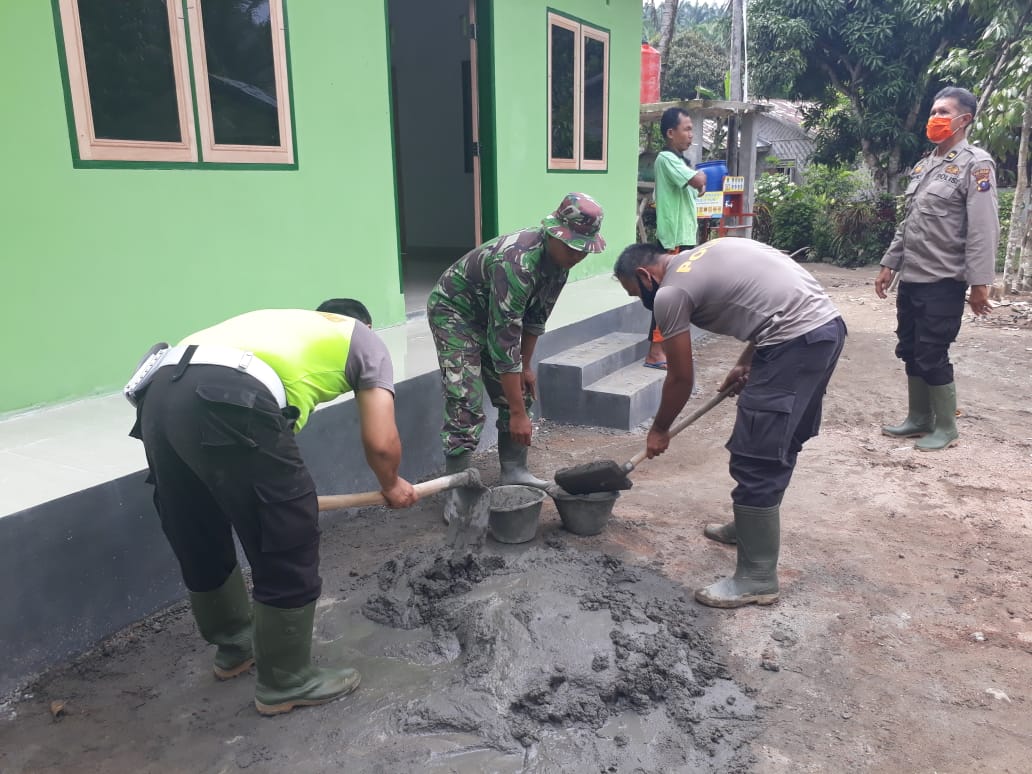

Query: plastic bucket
696,160,728,193
553,490,620,536
488,485,546,544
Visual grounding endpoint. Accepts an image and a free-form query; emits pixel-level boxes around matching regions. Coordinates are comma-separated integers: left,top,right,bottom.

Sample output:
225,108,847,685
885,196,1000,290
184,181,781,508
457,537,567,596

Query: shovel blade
553,460,633,496
445,483,491,555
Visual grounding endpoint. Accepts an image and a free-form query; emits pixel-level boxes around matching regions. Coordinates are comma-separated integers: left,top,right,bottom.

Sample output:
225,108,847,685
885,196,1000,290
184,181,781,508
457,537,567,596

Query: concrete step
538,333,666,430
580,360,666,430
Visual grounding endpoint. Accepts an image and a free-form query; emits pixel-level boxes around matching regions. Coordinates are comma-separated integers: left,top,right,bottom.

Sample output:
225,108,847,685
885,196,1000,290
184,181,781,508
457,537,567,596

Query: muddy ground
1,264,1030,773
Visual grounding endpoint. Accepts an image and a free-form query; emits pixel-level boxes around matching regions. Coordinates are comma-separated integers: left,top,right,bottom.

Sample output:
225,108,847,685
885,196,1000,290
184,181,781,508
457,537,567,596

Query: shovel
317,468,491,556
554,385,735,495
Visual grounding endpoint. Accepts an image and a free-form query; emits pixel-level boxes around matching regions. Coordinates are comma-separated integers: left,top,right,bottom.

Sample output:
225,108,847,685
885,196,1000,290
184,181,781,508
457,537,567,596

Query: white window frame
546,12,609,172
56,0,294,165
186,0,294,165
57,0,197,162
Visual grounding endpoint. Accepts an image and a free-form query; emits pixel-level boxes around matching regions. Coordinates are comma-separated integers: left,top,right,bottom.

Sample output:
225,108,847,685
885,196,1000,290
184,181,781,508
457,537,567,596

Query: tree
660,29,728,101
656,0,680,67
748,0,982,194
933,0,1032,292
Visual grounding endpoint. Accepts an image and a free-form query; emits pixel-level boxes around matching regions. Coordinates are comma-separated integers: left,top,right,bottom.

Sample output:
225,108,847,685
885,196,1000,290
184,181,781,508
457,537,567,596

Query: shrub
770,190,823,254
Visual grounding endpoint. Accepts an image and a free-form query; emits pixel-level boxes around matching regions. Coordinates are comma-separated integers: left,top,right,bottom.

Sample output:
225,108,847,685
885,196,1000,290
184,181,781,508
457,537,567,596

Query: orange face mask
926,114,968,144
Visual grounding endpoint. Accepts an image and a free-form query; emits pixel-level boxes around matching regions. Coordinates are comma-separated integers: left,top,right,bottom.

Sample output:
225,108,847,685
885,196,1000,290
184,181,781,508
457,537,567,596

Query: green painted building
0,0,640,414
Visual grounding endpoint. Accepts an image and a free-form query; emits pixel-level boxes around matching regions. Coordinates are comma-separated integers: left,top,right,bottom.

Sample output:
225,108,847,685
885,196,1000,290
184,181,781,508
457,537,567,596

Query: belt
159,345,288,409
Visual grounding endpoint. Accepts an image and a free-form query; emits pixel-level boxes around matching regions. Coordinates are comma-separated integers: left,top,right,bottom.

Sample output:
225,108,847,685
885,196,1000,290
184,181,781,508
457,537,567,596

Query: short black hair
660,107,690,138
934,86,977,117
316,298,372,326
614,243,666,281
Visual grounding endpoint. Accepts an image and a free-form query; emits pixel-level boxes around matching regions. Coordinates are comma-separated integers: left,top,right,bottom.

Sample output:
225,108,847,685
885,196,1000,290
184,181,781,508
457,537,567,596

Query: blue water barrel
696,160,728,192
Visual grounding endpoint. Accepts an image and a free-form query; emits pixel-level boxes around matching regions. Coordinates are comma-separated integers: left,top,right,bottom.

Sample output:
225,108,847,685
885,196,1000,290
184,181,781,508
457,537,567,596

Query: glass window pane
550,24,575,160
76,0,181,142
583,36,606,162
199,0,281,147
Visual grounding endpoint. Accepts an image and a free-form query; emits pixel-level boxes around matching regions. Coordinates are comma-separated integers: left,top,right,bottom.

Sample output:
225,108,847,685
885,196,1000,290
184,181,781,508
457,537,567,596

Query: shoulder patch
972,166,992,192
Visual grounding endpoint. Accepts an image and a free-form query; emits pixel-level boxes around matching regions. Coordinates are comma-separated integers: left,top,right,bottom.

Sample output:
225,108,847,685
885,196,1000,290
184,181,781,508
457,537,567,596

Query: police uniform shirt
653,238,840,347
880,139,999,286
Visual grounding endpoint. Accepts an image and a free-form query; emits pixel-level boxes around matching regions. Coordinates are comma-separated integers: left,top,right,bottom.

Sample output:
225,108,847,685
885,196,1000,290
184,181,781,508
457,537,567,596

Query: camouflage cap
541,192,606,253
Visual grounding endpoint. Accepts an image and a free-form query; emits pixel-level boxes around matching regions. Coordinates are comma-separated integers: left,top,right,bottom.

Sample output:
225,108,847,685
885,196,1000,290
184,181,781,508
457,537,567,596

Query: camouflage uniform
427,193,606,456
427,228,567,454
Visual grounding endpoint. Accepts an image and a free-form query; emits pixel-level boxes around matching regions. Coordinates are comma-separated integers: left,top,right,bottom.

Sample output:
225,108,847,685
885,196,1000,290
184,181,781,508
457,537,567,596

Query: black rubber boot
443,451,472,525
695,504,780,608
915,382,959,451
188,565,255,680
253,601,361,716
882,377,933,438
498,431,548,488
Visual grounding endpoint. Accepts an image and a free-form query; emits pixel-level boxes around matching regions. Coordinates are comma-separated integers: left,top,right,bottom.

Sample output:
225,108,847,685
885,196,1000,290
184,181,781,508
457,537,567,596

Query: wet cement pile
356,535,759,771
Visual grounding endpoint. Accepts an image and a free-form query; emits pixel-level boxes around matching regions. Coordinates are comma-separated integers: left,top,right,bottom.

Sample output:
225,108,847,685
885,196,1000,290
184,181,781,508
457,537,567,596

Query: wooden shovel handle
317,470,477,511
626,385,736,469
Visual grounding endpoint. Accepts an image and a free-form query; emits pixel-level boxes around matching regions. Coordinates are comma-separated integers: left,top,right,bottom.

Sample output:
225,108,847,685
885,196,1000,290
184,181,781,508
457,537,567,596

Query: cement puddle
334,535,759,771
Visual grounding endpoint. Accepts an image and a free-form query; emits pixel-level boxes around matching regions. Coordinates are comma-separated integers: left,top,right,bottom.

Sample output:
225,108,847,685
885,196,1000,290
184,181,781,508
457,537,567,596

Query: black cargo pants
894,279,966,386
133,365,321,608
726,317,847,508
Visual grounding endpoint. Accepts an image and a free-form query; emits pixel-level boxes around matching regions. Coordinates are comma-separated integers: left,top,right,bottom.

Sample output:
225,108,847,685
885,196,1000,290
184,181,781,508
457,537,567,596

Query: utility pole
727,0,744,174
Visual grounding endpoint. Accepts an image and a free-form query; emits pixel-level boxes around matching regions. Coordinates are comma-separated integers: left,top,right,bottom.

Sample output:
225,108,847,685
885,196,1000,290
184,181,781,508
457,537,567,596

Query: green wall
0,2,403,413
489,0,640,282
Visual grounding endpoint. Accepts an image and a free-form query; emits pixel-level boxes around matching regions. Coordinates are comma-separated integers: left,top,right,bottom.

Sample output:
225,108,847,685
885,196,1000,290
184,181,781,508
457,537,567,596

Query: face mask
926,114,968,144
636,273,659,311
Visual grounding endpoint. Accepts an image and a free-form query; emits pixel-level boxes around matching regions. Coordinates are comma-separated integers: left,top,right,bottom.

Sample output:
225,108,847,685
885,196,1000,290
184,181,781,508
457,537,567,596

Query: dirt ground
2,264,1031,773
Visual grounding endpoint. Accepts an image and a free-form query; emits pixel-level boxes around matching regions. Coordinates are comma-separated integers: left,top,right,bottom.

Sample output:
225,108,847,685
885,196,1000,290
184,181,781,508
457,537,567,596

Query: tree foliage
661,29,728,101
748,0,982,194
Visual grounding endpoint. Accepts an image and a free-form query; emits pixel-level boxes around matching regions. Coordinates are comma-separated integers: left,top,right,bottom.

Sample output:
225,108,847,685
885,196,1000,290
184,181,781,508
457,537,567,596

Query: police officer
614,239,846,608
875,86,999,451
427,193,606,523
129,303,417,715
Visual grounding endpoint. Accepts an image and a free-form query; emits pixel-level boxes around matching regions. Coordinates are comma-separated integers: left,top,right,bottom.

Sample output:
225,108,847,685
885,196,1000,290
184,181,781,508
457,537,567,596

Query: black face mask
635,273,659,311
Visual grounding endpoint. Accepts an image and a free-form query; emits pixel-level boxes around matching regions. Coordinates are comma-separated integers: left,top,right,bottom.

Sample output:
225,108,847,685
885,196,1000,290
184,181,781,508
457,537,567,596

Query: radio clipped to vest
123,342,170,406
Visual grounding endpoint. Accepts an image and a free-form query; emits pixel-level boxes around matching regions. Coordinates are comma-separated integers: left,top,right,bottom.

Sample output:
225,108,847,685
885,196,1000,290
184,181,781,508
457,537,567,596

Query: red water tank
641,41,661,104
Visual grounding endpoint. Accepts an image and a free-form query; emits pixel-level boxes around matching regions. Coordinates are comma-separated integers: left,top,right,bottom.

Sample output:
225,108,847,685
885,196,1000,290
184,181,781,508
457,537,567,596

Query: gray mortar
359,541,759,771
0,528,758,773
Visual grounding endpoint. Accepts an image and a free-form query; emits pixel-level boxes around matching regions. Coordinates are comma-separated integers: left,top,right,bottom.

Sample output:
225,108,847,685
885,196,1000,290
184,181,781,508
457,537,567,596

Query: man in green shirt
646,107,707,369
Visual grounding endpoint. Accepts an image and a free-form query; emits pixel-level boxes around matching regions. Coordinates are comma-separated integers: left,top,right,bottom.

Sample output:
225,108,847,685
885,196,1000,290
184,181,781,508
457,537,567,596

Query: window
56,0,294,166
547,12,609,171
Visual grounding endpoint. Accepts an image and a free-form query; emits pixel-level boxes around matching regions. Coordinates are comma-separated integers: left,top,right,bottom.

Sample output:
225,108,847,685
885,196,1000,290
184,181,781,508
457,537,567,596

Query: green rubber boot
915,382,959,452
188,565,255,680
443,450,473,525
882,377,933,438
498,431,548,488
695,504,780,608
253,601,361,716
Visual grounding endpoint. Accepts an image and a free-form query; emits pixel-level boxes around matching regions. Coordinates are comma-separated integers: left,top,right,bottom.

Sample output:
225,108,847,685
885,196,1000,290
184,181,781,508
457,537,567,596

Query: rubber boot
498,431,548,488
703,521,736,545
253,601,361,716
881,376,933,438
703,493,781,545
695,504,780,608
915,382,959,452
188,565,255,680
442,451,472,525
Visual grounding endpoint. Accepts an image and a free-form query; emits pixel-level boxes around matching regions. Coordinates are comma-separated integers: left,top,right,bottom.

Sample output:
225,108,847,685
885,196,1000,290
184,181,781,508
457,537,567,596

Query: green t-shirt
654,149,699,250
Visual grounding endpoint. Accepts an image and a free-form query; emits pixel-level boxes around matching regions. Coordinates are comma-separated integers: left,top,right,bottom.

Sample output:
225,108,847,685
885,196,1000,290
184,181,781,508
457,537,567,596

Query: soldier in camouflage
427,193,606,522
